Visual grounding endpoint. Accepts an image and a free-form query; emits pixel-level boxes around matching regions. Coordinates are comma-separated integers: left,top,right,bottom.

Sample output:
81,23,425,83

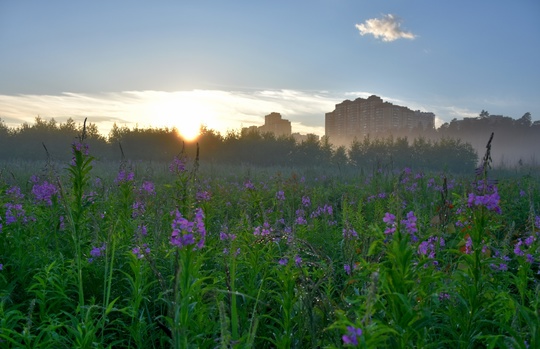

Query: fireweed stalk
63,130,94,309
169,207,207,349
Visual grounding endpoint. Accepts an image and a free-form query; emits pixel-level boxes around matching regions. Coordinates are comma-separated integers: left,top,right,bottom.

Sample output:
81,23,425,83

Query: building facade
243,112,292,138
325,95,435,143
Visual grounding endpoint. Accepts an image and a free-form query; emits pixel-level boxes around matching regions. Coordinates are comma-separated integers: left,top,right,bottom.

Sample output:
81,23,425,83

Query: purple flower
464,236,473,255
383,212,396,225
140,181,155,195
115,170,135,184
342,326,362,346
72,141,89,156
343,228,358,239
438,293,450,301
132,201,146,218
301,196,311,207
138,224,148,236
514,239,524,256
253,222,272,236
344,264,351,275
526,254,534,264
169,156,187,173
294,254,302,267
88,244,106,262
401,211,418,238
132,244,150,259
170,208,206,250
6,186,24,200
244,180,255,190
276,190,286,201
278,258,288,266
196,190,211,202
0,263,3,271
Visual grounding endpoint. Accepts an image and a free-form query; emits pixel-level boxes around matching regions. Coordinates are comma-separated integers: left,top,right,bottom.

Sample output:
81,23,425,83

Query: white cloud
0,89,340,137
355,14,416,42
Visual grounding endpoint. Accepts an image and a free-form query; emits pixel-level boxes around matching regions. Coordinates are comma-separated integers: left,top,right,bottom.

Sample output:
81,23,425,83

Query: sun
148,95,208,142
177,120,201,142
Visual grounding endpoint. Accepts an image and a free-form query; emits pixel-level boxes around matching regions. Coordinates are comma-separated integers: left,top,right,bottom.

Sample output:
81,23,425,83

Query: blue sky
1,1,539,140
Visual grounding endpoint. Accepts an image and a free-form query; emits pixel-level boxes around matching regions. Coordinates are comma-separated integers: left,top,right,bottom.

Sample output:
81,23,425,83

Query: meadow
0,138,539,349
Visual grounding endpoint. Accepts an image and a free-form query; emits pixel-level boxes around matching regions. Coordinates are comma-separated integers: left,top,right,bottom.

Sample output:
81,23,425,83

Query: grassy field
0,141,539,348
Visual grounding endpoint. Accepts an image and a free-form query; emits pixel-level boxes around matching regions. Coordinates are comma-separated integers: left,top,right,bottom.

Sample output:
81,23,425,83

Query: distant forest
0,111,538,172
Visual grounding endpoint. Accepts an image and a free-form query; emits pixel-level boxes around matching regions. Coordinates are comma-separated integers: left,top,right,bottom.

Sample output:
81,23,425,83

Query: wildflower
169,156,187,173
137,224,148,236
132,244,150,259
514,239,524,256
72,141,89,156
253,222,272,236
342,326,362,346
115,170,135,184
344,264,351,275
301,195,311,207
88,244,106,263
275,190,286,201
140,181,155,195
0,264,3,271
383,212,397,235
383,212,396,224
343,228,358,239
196,190,211,202
6,186,24,200
401,211,418,236
278,258,288,266
244,180,255,190
132,201,146,218
59,216,65,230
170,208,206,250
438,293,450,301
294,254,302,267
464,236,473,254
524,235,535,246
526,254,534,264
4,203,26,225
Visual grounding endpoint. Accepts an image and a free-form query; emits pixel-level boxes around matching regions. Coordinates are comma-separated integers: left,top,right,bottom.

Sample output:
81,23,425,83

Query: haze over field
1,1,539,140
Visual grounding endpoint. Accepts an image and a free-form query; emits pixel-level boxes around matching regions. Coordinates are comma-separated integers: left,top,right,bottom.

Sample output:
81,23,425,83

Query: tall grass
0,139,539,348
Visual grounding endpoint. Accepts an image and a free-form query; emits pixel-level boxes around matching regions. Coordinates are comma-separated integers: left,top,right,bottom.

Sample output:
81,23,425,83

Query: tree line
0,116,480,173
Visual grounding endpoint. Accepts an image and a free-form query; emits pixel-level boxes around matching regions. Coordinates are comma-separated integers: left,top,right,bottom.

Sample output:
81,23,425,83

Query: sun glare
148,94,210,142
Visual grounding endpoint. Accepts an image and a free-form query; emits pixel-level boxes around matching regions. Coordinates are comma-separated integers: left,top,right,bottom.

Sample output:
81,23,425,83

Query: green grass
0,145,539,348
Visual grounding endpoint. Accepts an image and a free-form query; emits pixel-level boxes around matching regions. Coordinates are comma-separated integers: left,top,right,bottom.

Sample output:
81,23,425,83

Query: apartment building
325,95,435,143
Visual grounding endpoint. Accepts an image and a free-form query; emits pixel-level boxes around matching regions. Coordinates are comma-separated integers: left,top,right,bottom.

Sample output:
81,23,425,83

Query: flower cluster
342,227,358,240
275,190,286,201
301,195,311,207
4,203,26,225
88,244,106,263
253,222,273,236
514,234,536,264
342,326,363,346
467,190,501,214
401,211,418,241
310,204,333,218
132,244,150,259
169,156,187,173
383,212,397,235
170,208,206,250
140,181,155,195
418,236,445,267
115,170,135,184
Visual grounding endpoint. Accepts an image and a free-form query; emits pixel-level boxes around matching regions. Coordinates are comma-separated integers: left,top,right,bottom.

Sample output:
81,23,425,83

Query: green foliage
0,138,539,348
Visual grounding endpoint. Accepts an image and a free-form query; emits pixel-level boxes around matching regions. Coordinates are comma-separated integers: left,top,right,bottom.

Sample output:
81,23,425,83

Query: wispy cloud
0,89,340,137
355,14,416,42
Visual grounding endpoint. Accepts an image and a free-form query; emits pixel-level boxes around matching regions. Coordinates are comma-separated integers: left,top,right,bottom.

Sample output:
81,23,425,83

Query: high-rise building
258,112,292,137
325,95,435,143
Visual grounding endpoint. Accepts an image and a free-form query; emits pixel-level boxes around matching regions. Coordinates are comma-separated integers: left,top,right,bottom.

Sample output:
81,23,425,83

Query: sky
1,1,539,141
